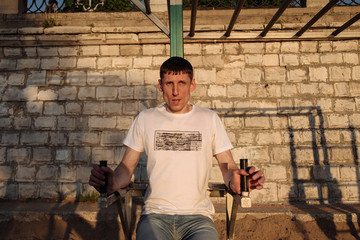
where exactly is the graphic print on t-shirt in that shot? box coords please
[155,130,202,151]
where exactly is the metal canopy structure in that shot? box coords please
[131,0,360,57]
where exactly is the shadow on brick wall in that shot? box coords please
[218,106,360,239]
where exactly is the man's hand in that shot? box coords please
[229,166,265,194]
[89,164,115,194]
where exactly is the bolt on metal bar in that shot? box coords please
[330,13,360,37]
[224,0,246,37]
[259,0,292,37]
[189,0,198,37]
[294,0,340,37]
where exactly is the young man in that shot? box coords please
[89,57,265,240]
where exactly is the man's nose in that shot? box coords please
[172,84,179,95]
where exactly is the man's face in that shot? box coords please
[158,72,196,114]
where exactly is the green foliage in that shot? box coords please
[42,17,61,28]
[61,0,136,12]
[78,191,100,202]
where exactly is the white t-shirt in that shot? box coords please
[123,105,233,218]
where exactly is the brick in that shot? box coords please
[18,183,38,199]
[1,133,19,145]
[78,87,95,100]
[212,100,233,109]
[333,40,358,52]
[33,147,52,162]
[224,55,245,68]
[67,71,86,86]
[97,57,112,69]
[66,102,81,114]
[208,85,226,97]
[134,86,157,99]
[59,166,76,182]
[8,73,25,85]
[50,132,66,145]
[248,84,267,98]
[203,44,223,55]
[227,84,247,98]
[37,165,58,181]
[264,67,286,82]
[143,44,165,55]
[351,65,360,81]
[38,89,58,100]
[58,46,79,56]
[319,41,332,52]
[216,68,240,84]
[133,56,152,68]
[74,148,91,162]
[262,54,279,66]
[334,99,356,112]
[83,102,102,115]
[100,45,120,56]
[17,59,40,70]
[16,166,36,181]
[80,46,100,56]
[309,66,327,82]
[265,42,281,53]
[0,166,12,180]
[2,87,23,101]
[203,55,225,68]
[245,116,271,129]
[320,53,343,64]
[116,116,133,130]
[0,182,17,199]
[240,42,265,53]
[56,149,72,162]
[69,133,100,145]
[59,57,76,69]
[264,165,287,180]
[112,56,132,68]
[34,116,56,129]
[334,82,350,97]
[41,58,59,69]
[21,132,48,145]
[89,116,116,129]
[103,70,126,86]
[14,117,31,129]
[0,59,16,70]
[27,71,46,86]
[299,53,320,65]
[300,41,318,53]
[271,146,290,163]
[77,57,96,68]
[87,70,103,85]
[287,68,307,82]
[184,43,202,55]
[242,68,262,82]
[39,183,58,199]
[101,131,126,146]
[57,116,75,130]
[44,102,64,115]
[195,68,216,84]
[47,72,64,85]
[329,66,351,82]
[349,82,360,97]
[280,42,299,53]
[26,101,43,114]
[37,47,58,57]
[92,147,115,164]
[58,86,77,100]
[327,114,349,128]
[4,47,22,57]
[319,83,334,97]
[120,45,141,55]
[223,43,240,55]
[280,54,299,66]
[343,53,359,65]
[24,47,37,57]
[300,83,319,95]
[144,69,159,85]
[96,87,118,100]
[127,69,145,85]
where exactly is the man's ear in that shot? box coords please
[158,79,163,92]
[190,79,196,92]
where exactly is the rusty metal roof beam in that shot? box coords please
[294,0,339,37]
[330,13,360,37]
[259,0,292,37]
[189,0,198,37]
[224,0,246,37]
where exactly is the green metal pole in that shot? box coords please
[169,0,183,57]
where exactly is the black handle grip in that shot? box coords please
[99,160,108,194]
[240,159,249,192]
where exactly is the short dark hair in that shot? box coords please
[160,57,193,81]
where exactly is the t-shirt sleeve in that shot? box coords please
[212,112,233,155]
[123,113,145,153]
